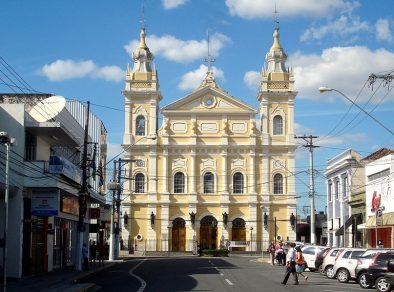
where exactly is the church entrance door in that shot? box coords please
[172,218,186,251]
[199,216,218,249]
[231,218,246,251]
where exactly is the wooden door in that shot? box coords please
[232,228,246,251]
[30,217,48,273]
[200,226,217,249]
[172,227,186,251]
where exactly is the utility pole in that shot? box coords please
[76,101,90,271]
[116,158,122,259]
[108,160,117,261]
[295,135,319,245]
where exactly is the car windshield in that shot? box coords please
[360,253,377,259]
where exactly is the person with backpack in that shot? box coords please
[295,246,308,281]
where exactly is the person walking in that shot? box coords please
[295,246,308,281]
[82,243,89,271]
[97,243,105,265]
[281,242,299,285]
[268,241,276,265]
[89,241,97,265]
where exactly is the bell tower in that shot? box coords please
[123,26,162,145]
[257,24,298,242]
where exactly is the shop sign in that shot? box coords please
[48,155,81,183]
[32,192,59,216]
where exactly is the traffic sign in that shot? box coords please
[376,208,383,226]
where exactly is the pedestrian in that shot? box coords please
[275,242,285,266]
[104,242,109,260]
[97,243,105,265]
[295,246,308,281]
[89,241,97,264]
[281,242,298,285]
[82,243,89,270]
[268,241,276,265]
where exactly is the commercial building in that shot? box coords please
[121,24,297,253]
[0,94,107,277]
[363,148,394,248]
[325,149,365,247]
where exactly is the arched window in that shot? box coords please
[174,172,185,193]
[135,173,145,193]
[204,172,214,194]
[273,173,283,194]
[136,115,145,136]
[273,115,283,135]
[233,172,244,194]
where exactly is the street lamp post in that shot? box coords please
[250,227,253,256]
[319,87,394,136]
[0,132,15,292]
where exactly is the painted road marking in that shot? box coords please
[225,279,234,286]
[129,259,147,292]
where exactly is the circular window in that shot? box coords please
[202,96,216,108]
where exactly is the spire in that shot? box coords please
[200,31,219,88]
[132,27,154,73]
[265,8,287,74]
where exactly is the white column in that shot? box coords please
[163,149,169,194]
[148,150,157,195]
[261,206,270,251]
[339,176,344,247]
[190,150,196,194]
[249,204,257,252]
[149,98,157,136]
[147,205,157,251]
[123,103,132,144]
[222,151,228,194]
[161,205,169,251]
[249,151,256,194]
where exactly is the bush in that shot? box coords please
[198,248,229,257]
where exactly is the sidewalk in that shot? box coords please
[6,261,117,292]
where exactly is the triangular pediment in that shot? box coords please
[161,86,257,114]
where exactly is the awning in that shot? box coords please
[335,213,362,236]
[365,212,394,227]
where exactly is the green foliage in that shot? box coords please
[198,248,229,257]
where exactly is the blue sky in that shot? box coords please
[1,0,394,215]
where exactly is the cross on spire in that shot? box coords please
[140,1,146,29]
[204,30,215,71]
[273,3,279,29]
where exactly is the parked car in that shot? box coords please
[332,248,366,283]
[300,245,329,272]
[356,249,394,289]
[315,247,331,273]
[321,248,345,279]
[364,252,394,292]
[384,260,394,288]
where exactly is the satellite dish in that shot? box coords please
[29,95,66,122]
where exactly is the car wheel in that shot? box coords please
[326,266,335,279]
[337,268,350,283]
[375,276,391,292]
[309,267,316,272]
[358,272,372,289]
[319,265,325,275]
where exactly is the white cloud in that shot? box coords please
[40,59,124,82]
[243,70,260,90]
[162,0,187,10]
[124,33,231,63]
[41,60,96,81]
[300,15,370,42]
[375,18,393,42]
[316,133,368,146]
[244,46,394,102]
[225,0,359,20]
[106,143,124,161]
[287,46,394,102]
[294,123,314,136]
[178,64,224,91]
[92,66,124,82]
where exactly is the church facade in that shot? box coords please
[121,25,297,253]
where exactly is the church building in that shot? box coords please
[121,24,297,253]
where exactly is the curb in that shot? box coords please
[73,262,117,283]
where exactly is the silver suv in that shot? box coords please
[332,248,366,283]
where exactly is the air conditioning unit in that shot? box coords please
[135,234,143,241]
[276,235,283,241]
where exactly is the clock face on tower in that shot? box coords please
[202,95,216,108]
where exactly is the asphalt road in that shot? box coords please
[80,255,369,292]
